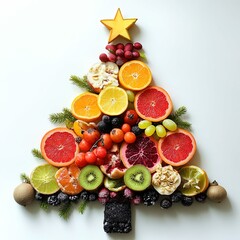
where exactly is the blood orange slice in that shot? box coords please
[41,128,79,167]
[134,86,173,122]
[158,128,196,167]
[120,135,161,173]
[55,164,83,195]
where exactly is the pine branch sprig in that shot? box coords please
[49,108,76,124]
[40,201,49,211]
[78,200,88,214]
[59,202,72,220]
[70,75,94,92]
[169,106,192,131]
[32,148,44,159]
[20,173,30,183]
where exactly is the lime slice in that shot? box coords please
[30,164,60,194]
[178,165,209,196]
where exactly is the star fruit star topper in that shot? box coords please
[101,8,137,43]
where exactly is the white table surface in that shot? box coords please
[1,0,240,239]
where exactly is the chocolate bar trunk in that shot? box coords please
[103,201,132,233]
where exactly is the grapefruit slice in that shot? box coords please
[158,128,196,167]
[55,164,83,195]
[41,127,79,167]
[134,86,173,122]
[120,135,161,173]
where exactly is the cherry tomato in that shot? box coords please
[124,110,139,125]
[121,123,131,133]
[94,146,107,159]
[124,132,137,144]
[110,128,124,143]
[85,151,97,164]
[83,128,100,144]
[98,134,113,150]
[79,139,92,152]
[75,152,88,168]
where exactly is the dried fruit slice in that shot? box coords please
[55,164,83,195]
[104,177,126,192]
[120,135,161,173]
[119,60,152,91]
[40,128,79,167]
[178,165,209,196]
[158,128,196,167]
[134,86,173,122]
[71,92,102,122]
[97,86,128,116]
[30,164,60,195]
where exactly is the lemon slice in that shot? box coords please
[97,86,128,116]
[178,165,209,196]
[30,164,60,195]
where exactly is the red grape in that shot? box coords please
[99,53,109,62]
[105,44,116,53]
[132,51,140,58]
[116,49,124,57]
[108,52,117,62]
[133,42,142,50]
[124,50,133,59]
[124,43,133,51]
[116,43,124,50]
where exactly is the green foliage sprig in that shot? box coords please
[32,148,44,159]
[169,106,192,130]
[59,202,73,220]
[70,75,94,92]
[78,200,88,214]
[40,201,49,211]
[20,173,30,183]
[49,108,76,125]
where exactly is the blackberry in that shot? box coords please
[80,190,89,200]
[35,192,45,201]
[160,198,172,209]
[47,195,61,206]
[103,201,132,233]
[195,192,207,203]
[131,125,144,136]
[111,117,123,128]
[102,115,111,124]
[88,192,98,201]
[181,196,193,206]
[75,136,82,144]
[142,189,159,206]
[57,192,69,203]
[97,121,111,133]
[69,194,80,202]
[170,191,183,203]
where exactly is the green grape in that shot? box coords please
[162,119,177,131]
[138,120,152,129]
[145,125,156,136]
[156,124,167,138]
[126,90,135,102]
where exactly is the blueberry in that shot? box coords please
[195,192,207,203]
[142,189,159,206]
[170,191,183,203]
[111,117,123,128]
[69,194,80,202]
[35,192,45,201]
[97,121,111,133]
[160,198,172,209]
[102,115,111,124]
[88,192,98,201]
[47,195,61,206]
[75,136,82,144]
[57,192,69,203]
[80,190,89,201]
[181,196,193,206]
[131,125,144,136]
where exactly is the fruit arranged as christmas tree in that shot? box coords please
[13,9,227,234]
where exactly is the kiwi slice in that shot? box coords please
[124,165,151,191]
[79,165,104,191]
[104,177,126,192]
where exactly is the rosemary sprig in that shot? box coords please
[70,75,94,92]
[40,201,49,211]
[32,148,44,159]
[169,106,192,130]
[59,202,72,220]
[20,173,30,183]
[78,200,88,214]
[49,108,76,124]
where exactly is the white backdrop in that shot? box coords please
[1,0,240,239]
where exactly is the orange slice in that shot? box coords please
[55,164,83,195]
[41,128,79,167]
[97,86,128,116]
[119,60,152,91]
[71,92,102,122]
